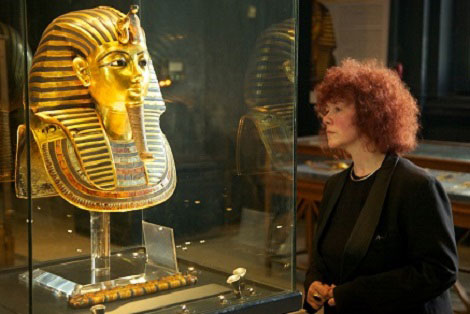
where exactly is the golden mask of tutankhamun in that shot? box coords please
[16,6,176,211]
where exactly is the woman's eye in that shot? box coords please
[334,106,341,112]
[139,59,148,68]
[110,59,127,67]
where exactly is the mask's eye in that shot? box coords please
[110,59,127,67]
[139,59,148,68]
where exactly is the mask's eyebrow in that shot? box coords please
[137,51,146,56]
[97,50,130,63]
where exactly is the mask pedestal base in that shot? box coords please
[19,248,152,297]
[19,217,193,307]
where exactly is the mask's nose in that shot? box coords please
[131,61,144,83]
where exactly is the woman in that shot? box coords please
[304,59,458,314]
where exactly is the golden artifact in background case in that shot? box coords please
[15,6,176,211]
[312,0,336,87]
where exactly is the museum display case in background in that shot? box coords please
[0,0,30,311]
[0,0,301,313]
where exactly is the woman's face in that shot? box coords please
[321,100,361,151]
[87,42,150,112]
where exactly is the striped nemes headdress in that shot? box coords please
[31,6,133,113]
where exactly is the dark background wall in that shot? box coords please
[299,0,470,143]
[388,0,470,142]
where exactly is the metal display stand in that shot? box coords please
[21,216,181,299]
[90,212,111,283]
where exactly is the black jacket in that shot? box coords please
[304,154,458,314]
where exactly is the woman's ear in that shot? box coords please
[72,56,91,87]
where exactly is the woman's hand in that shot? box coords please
[306,281,334,310]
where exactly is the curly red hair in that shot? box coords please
[315,58,420,155]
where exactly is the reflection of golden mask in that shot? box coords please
[237,19,295,173]
[0,22,32,182]
[16,6,176,211]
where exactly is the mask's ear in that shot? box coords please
[72,56,91,87]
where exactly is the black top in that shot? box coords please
[304,155,458,314]
[319,169,377,284]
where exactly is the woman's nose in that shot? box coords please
[322,113,332,125]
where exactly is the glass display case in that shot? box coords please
[0,0,300,313]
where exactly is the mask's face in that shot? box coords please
[73,42,151,140]
[88,42,150,110]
